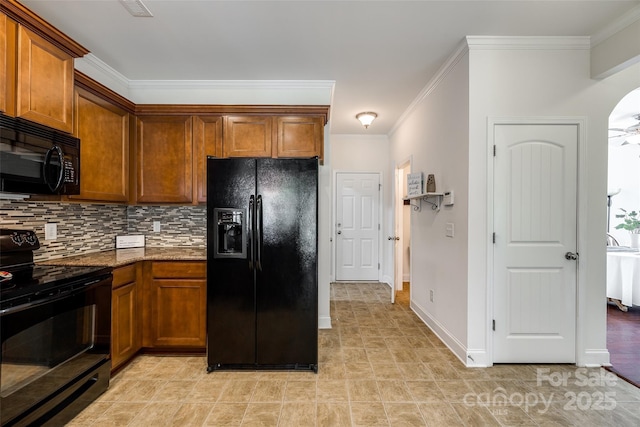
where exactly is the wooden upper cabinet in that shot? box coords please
[71,87,130,202]
[224,115,273,157]
[136,115,193,203]
[275,115,324,161]
[16,26,74,132]
[0,14,15,115]
[193,115,222,203]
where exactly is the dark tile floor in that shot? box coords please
[607,303,640,388]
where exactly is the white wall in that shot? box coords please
[330,134,391,284]
[389,50,471,362]
[467,38,640,366]
[386,36,640,367]
[318,130,332,328]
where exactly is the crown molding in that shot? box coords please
[75,54,131,99]
[466,36,591,50]
[390,35,591,136]
[390,38,469,136]
[75,54,334,107]
[591,4,640,47]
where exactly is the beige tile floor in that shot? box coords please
[68,282,640,426]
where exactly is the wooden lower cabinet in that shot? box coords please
[143,261,206,348]
[111,263,141,370]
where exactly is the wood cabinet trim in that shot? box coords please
[74,71,135,113]
[1,0,89,58]
[112,263,137,289]
[135,104,329,124]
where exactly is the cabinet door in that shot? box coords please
[111,264,140,370]
[193,115,222,204]
[136,116,193,203]
[149,279,207,347]
[224,115,272,157]
[148,262,206,348]
[71,88,129,202]
[16,25,73,133]
[112,281,139,369]
[275,116,324,161]
[1,14,17,115]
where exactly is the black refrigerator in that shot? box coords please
[206,157,318,372]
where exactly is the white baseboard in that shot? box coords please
[465,350,490,367]
[410,300,470,366]
[579,349,611,367]
[403,274,410,281]
[381,275,393,288]
[318,315,332,329]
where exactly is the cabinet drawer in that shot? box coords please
[151,261,206,279]
[113,263,137,288]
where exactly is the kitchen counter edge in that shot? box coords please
[38,247,207,268]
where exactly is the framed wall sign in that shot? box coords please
[407,172,423,197]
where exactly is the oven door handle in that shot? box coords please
[0,277,105,316]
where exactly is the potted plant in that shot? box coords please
[615,208,640,248]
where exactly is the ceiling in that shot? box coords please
[20,0,640,135]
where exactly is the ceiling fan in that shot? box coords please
[609,113,640,146]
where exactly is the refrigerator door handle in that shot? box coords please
[248,195,255,270]
[256,195,263,271]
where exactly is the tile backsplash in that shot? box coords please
[0,200,207,261]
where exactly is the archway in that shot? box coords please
[606,87,640,387]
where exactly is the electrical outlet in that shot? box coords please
[153,221,161,232]
[429,290,434,302]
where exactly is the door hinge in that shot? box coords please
[492,319,495,331]
[493,232,496,244]
[493,145,496,156]
[378,263,380,270]
[379,183,382,190]
[378,224,380,230]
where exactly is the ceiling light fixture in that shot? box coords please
[120,0,153,17]
[356,112,377,129]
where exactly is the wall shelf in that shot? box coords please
[404,192,444,212]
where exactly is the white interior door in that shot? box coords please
[336,172,380,281]
[493,123,578,363]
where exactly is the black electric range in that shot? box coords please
[0,228,112,312]
[0,263,112,312]
[1,228,113,427]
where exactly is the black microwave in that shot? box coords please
[0,114,80,195]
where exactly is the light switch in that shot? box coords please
[445,222,454,238]
[153,221,161,232]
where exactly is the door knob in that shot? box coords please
[565,252,578,260]
[337,231,342,234]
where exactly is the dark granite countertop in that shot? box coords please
[38,247,207,268]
